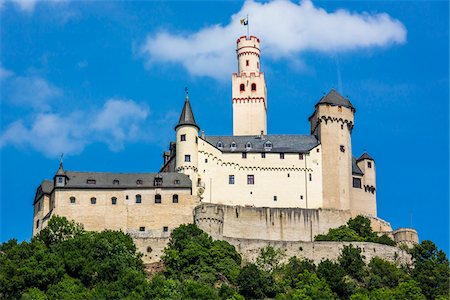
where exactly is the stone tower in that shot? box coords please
[175,93,200,194]
[232,36,267,136]
[309,89,355,210]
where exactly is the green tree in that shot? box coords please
[256,246,285,273]
[339,244,366,281]
[35,216,84,246]
[278,257,316,288]
[317,259,356,298]
[277,270,335,300]
[367,257,409,290]
[238,263,276,299]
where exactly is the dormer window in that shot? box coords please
[240,84,245,92]
[245,142,252,151]
[251,83,256,91]
[264,141,272,151]
[113,179,119,185]
[174,179,180,185]
[154,175,163,187]
[86,179,96,184]
[136,179,143,185]
[230,142,237,151]
[57,177,63,183]
[217,141,223,149]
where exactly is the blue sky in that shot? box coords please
[1,1,448,253]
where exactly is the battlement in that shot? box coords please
[393,228,419,248]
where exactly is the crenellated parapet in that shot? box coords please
[393,228,419,248]
[194,204,225,238]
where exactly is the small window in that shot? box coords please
[230,142,237,151]
[136,179,143,185]
[245,142,252,151]
[113,179,119,185]
[174,179,180,185]
[257,62,259,69]
[229,175,235,185]
[246,60,249,66]
[352,178,362,189]
[139,226,145,232]
[172,194,178,203]
[155,194,162,204]
[205,159,208,163]
[126,195,129,200]
[299,154,304,160]
[240,84,245,92]
[111,197,117,205]
[340,145,345,153]
[338,106,342,112]
[37,202,41,211]
[280,153,285,159]
[58,177,63,183]
[316,148,320,153]
[368,161,372,168]
[264,141,272,151]
[273,196,277,201]
[195,136,198,144]
[300,195,304,200]
[242,153,247,159]
[261,153,266,158]
[163,226,169,232]
[135,194,142,204]
[180,134,186,141]
[341,124,344,130]
[251,83,256,91]
[217,141,223,148]
[154,175,163,187]
[247,175,255,185]
[91,197,96,205]
[86,179,96,184]
[185,155,191,162]
[287,173,290,178]
[70,196,76,204]
[36,219,39,229]
[309,174,312,181]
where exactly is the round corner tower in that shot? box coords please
[232,35,267,136]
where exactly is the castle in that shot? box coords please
[32,35,418,264]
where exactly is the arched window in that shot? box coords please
[245,142,252,151]
[217,141,223,149]
[113,179,119,185]
[70,196,76,204]
[264,141,272,151]
[251,83,256,91]
[240,84,245,92]
[90,197,96,205]
[230,142,237,151]
[111,197,117,205]
[135,194,142,204]
[155,194,162,204]
[173,194,179,203]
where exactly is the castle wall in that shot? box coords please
[197,140,323,208]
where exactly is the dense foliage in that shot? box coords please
[1,216,449,299]
[315,215,396,246]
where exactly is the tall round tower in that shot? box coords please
[232,36,267,136]
[175,92,200,193]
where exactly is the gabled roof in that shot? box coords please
[316,89,354,110]
[204,134,319,153]
[357,152,374,162]
[352,156,364,176]
[34,179,54,204]
[175,96,199,130]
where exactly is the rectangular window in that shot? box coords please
[299,154,304,160]
[246,60,249,66]
[185,155,191,162]
[247,175,255,185]
[37,202,41,211]
[353,177,362,188]
[163,226,169,232]
[273,196,277,201]
[91,197,96,205]
[180,134,186,141]
[280,153,285,159]
[36,219,39,229]
[300,195,303,200]
[139,226,145,232]
[58,177,63,183]
[195,136,198,144]
[242,153,247,159]
[229,175,235,185]
[368,161,372,168]
[309,174,312,181]
[261,153,266,158]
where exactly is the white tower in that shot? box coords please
[232,36,267,136]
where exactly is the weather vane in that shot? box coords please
[185,86,189,97]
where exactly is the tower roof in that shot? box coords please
[55,162,66,176]
[175,94,199,131]
[357,152,374,162]
[316,89,354,111]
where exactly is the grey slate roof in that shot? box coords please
[61,172,191,189]
[352,156,364,176]
[55,163,66,176]
[357,152,374,162]
[175,96,199,130]
[204,134,319,153]
[317,89,354,110]
[41,180,54,194]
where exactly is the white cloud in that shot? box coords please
[13,0,38,12]
[140,0,407,79]
[0,66,14,80]
[0,99,152,157]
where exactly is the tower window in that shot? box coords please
[340,145,345,153]
[246,60,249,66]
[155,194,162,204]
[299,154,304,160]
[280,153,285,159]
[317,148,320,153]
[273,196,277,201]
[341,124,344,130]
[264,141,272,151]
[90,197,96,205]
[300,195,304,200]
[180,134,186,141]
[309,174,312,181]
[135,194,142,204]
[185,155,191,162]
[246,142,252,151]
[257,62,259,69]
[231,142,237,151]
[251,83,256,91]
[352,178,362,189]
[36,220,39,229]
[247,175,255,185]
[242,153,247,159]
[58,177,63,183]
[37,202,41,211]
[240,84,245,92]
[70,196,76,204]
[338,106,342,112]
[368,162,372,168]
[229,175,235,184]
[172,194,178,203]
[261,153,266,158]
[111,197,117,205]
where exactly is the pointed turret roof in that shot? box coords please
[316,89,355,111]
[55,162,66,176]
[175,93,199,131]
[357,152,374,162]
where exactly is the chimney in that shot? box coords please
[201,130,205,139]
[260,130,264,140]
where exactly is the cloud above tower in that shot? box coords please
[139,0,407,80]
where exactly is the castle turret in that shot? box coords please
[309,89,355,210]
[54,161,68,187]
[357,152,377,205]
[175,91,200,194]
[232,36,267,136]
